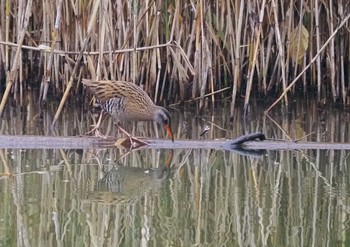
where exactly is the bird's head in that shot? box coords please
[154,107,174,142]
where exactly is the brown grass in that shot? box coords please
[0,1,350,123]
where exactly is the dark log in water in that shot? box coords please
[0,133,350,151]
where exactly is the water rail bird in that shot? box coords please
[87,150,173,204]
[82,79,174,143]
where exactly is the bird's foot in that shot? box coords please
[85,124,107,138]
[114,123,148,147]
[85,111,106,138]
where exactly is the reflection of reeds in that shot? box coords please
[1,100,350,245]
[1,95,350,146]
[1,2,350,118]
[0,136,350,245]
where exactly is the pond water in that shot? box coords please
[0,95,350,246]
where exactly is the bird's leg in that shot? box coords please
[86,111,106,138]
[115,124,148,146]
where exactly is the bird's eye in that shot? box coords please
[163,119,169,125]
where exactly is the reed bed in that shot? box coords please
[0,1,350,123]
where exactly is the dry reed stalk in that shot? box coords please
[290,2,305,91]
[0,4,3,68]
[230,0,244,118]
[199,39,210,111]
[202,8,220,105]
[243,0,267,113]
[271,0,287,102]
[41,0,49,88]
[143,2,159,100]
[169,86,231,107]
[284,1,292,92]
[314,0,322,101]
[165,1,180,102]
[2,0,350,112]
[0,41,170,56]
[265,11,350,113]
[39,0,64,103]
[199,1,210,111]
[153,6,162,103]
[328,0,336,101]
[209,60,215,104]
[303,56,307,93]
[263,29,274,93]
[106,2,116,82]
[51,0,102,127]
[192,1,202,100]
[15,0,23,103]
[0,0,32,116]
[132,0,138,84]
[96,0,107,80]
[173,41,194,75]
[4,0,10,72]
[339,3,346,103]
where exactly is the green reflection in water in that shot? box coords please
[1,100,350,246]
[0,148,350,246]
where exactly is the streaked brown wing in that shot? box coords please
[82,79,154,106]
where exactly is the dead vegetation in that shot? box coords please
[0,1,350,123]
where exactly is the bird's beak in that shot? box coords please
[164,124,174,142]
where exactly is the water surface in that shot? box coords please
[0,97,350,246]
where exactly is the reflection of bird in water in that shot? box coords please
[87,151,173,205]
[87,166,169,205]
[82,79,174,143]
